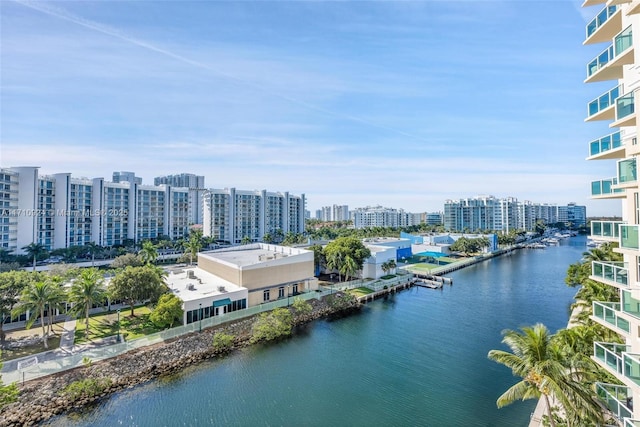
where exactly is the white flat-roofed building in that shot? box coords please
[197,243,315,307]
[166,267,248,325]
[362,237,412,278]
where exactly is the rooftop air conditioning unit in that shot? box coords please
[187,270,195,279]
[217,286,226,292]
[187,283,195,291]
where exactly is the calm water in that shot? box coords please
[50,238,586,427]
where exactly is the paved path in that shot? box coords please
[58,318,76,353]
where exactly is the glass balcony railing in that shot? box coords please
[589,131,622,156]
[621,225,640,250]
[591,177,625,196]
[593,301,630,332]
[592,261,628,286]
[586,5,618,39]
[587,45,615,78]
[624,419,640,427]
[616,92,635,121]
[623,290,640,319]
[591,220,624,239]
[594,342,628,374]
[588,85,621,118]
[596,383,633,421]
[615,25,633,57]
[624,353,640,386]
[618,158,637,183]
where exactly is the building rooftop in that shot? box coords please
[165,267,244,302]
[199,243,311,268]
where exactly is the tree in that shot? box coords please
[111,253,144,269]
[487,324,604,427]
[241,236,252,245]
[250,308,293,343]
[150,293,183,329]
[291,297,312,321]
[21,243,48,272]
[340,255,358,281]
[262,233,274,244]
[0,271,36,344]
[12,280,59,349]
[108,266,168,317]
[183,230,203,265]
[308,244,325,276]
[139,241,158,265]
[324,237,371,282]
[85,242,101,267]
[381,261,391,276]
[68,268,107,338]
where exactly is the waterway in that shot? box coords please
[49,237,586,427]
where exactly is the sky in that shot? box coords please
[0,0,624,216]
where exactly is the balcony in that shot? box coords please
[592,301,631,333]
[617,157,638,187]
[586,26,634,83]
[624,353,640,386]
[591,261,628,287]
[596,382,633,421]
[625,419,640,427]
[594,342,628,375]
[591,220,624,241]
[621,225,640,250]
[591,177,626,198]
[613,91,636,127]
[585,5,620,44]
[587,85,622,121]
[629,1,640,15]
[588,131,624,159]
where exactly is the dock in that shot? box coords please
[412,273,453,289]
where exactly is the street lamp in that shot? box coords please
[287,285,290,306]
[199,303,202,332]
[116,309,121,343]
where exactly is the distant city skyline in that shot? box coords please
[1,1,621,216]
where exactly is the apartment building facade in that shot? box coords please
[443,195,579,233]
[202,188,306,245]
[0,167,191,253]
[582,1,640,424]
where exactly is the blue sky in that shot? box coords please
[0,0,622,216]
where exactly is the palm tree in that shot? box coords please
[326,251,342,282]
[22,243,48,272]
[139,241,158,265]
[85,242,101,267]
[183,231,203,265]
[12,281,58,349]
[340,255,358,281]
[68,268,107,338]
[488,324,603,426]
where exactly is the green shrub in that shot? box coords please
[291,298,312,318]
[62,378,112,401]
[212,332,235,352]
[326,293,357,311]
[250,308,293,344]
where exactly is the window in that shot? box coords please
[278,287,285,299]
[292,284,299,295]
[263,290,270,302]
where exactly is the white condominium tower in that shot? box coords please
[0,167,190,253]
[583,0,640,424]
[202,188,306,245]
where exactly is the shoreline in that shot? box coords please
[0,296,360,427]
[0,241,545,426]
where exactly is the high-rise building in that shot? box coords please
[444,196,578,233]
[154,173,206,225]
[1,167,190,253]
[202,188,305,244]
[582,2,640,424]
[112,171,142,185]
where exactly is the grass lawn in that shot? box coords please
[380,274,396,280]
[348,287,374,297]
[74,306,163,343]
[1,335,62,362]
